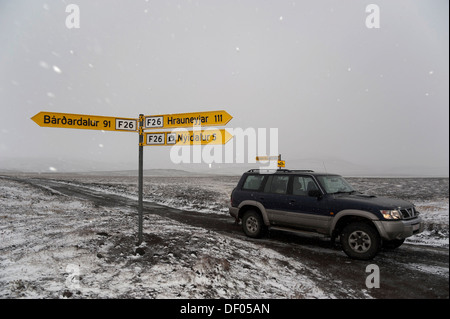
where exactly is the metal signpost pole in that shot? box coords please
[138,114,144,245]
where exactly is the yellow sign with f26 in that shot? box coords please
[31,112,137,132]
[144,110,232,129]
[144,129,233,146]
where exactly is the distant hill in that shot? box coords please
[0,156,447,177]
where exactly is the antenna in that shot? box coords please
[322,161,328,173]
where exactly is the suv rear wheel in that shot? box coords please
[340,222,381,260]
[242,210,265,238]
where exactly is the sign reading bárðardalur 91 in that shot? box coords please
[31,112,137,132]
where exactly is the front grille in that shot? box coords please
[400,207,416,219]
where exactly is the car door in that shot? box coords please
[257,175,291,225]
[284,175,332,233]
[237,174,267,204]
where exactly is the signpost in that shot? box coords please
[31,111,137,132]
[31,109,233,245]
[256,154,285,170]
[255,156,279,161]
[144,110,232,129]
[138,114,144,244]
[144,129,233,146]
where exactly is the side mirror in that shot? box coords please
[308,190,322,198]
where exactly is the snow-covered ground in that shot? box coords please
[0,176,333,299]
[0,174,448,299]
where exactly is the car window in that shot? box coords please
[316,175,354,194]
[264,175,289,194]
[242,175,265,191]
[293,176,318,195]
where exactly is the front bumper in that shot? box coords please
[374,216,424,241]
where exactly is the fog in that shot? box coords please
[0,0,448,176]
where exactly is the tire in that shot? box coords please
[242,210,265,238]
[383,238,405,250]
[340,222,381,260]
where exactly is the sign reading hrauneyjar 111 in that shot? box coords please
[144,110,232,129]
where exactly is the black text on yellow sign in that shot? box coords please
[31,112,137,132]
[256,156,279,161]
[143,129,233,146]
[144,110,232,129]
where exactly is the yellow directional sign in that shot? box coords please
[144,110,232,129]
[31,112,137,132]
[256,156,279,161]
[278,160,286,168]
[144,129,233,146]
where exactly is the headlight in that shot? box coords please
[380,209,402,220]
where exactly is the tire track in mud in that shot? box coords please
[2,175,448,299]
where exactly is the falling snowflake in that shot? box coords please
[53,65,62,74]
[39,61,50,69]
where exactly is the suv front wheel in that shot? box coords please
[242,210,265,238]
[340,222,381,260]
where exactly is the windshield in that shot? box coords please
[316,175,355,194]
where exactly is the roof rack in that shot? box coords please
[247,169,315,173]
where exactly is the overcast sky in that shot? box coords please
[0,0,448,175]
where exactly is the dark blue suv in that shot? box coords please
[229,169,424,260]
